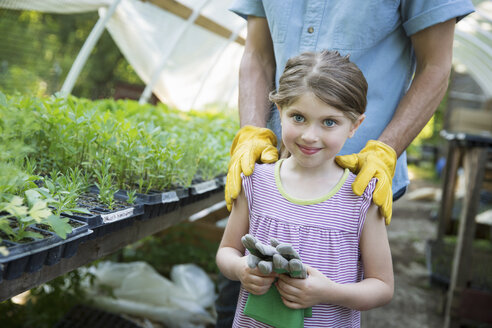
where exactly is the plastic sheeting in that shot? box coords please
[454,1,492,98]
[103,0,244,110]
[0,0,112,13]
[0,0,245,110]
[85,261,217,328]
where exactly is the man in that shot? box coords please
[217,1,474,327]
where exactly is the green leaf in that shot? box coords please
[45,179,55,193]
[3,196,28,218]
[35,187,54,200]
[25,189,43,207]
[0,219,15,239]
[44,214,72,239]
[71,207,92,214]
[29,200,52,221]
[19,230,44,241]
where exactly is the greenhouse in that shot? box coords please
[0,0,491,327]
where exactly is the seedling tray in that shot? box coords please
[215,174,227,187]
[188,179,222,203]
[0,219,94,279]
[0,227,62,280]
[64,192,144,237]
[115,189,181,220]
[36,219,93,262]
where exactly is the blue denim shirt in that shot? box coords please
[230,0,474,193]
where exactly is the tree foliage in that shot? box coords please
[0,9,141,99]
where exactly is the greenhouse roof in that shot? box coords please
[454,1,492,98]
[1,0,492,107]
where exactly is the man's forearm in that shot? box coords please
[238,16,276,128]
[378,63,450,156]
[378,19,455,157]
[238,51,276,127]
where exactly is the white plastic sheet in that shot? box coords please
[0,0,111,13]
[87,261,216,328]
[0,0,245,110]
[101,0,244,110]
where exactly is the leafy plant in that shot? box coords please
[93,159,118,210]
[0,192,69,242]
[126,189,137,205]
[33,172,91,218]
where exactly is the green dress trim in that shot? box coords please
[274,159,349,205]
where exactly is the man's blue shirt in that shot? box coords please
[230,0,474,193]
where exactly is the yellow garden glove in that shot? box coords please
[335,140,397,225]
[225,126,278,211]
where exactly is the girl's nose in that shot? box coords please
[301,125,319,143]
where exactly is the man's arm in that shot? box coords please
[238,16,276,127]
[378,19,456,156]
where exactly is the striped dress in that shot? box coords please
[232,160,376,328]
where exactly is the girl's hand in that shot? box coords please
[237,256,277,295]
[276,264,334,309]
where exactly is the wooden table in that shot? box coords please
[437,131,492,327]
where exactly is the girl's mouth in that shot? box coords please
[297,144,321,155]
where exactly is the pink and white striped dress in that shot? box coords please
[233,160,376,328]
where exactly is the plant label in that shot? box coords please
[101,208,135,223]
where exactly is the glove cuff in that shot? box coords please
[367,140,396,157]
[230,125,277,155]
[367,140,397,175]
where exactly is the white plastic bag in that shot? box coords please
[171,263,216,309]
[86,261,216,328]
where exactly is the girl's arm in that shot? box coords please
[331,202,394,310]
[276,203,393,310]
[216,188,277,295]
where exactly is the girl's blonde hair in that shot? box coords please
[269,50,368,122]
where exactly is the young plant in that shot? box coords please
[126,189,137,205]
[34,171,91,217]
[93,159,118,210]
[0,191,72,242]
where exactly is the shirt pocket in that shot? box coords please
[263,0,293,44]
[330,0,400,50]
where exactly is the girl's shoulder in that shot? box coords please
[248,162,276,178]
[241,162,276,186]
[346,171,377,200]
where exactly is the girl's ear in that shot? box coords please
[349,114,365,138]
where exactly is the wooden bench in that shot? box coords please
[436,131,492,327]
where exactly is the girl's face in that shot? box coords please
[278,92,364,170]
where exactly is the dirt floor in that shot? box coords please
[361,178,446,328]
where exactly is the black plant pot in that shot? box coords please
[35,218,93,264]
[0,226,62,280]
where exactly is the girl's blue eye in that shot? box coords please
[324,119,335,127]
[293,115,304,122]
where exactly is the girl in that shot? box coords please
[216,50,393,327]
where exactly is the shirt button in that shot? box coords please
[307,26,314,33]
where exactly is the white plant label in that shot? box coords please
[161,191,179,203]
[101,208,135,223]
[193,180,217,194]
